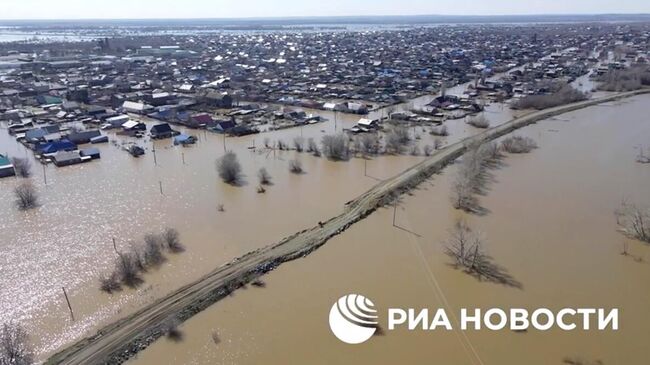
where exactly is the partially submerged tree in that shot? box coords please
[615,201,650,243]
[450,172,478,212]
[512,84,587,110]
[100,228,185,292]
[351,137,364,156]
[596,65,650,92]
[467,114,490,129]
[162,228,184,253]
[501,135,538,154]
[14,182,38,210]
[444,220,521,288]
[10,158,31,178]
[162,316,183,342]
[636,146,650,164]
[307,138,320,156]
[99,273,121,294]
[321,134,350,161]
[257,167,272,185]
[293,136,305,152]
[143,234,165,267]
[450,142,501,212]
[445,220,485,271]
[360,133,380,155]
[216,151,242,185]
[0,322,33,365]
[430,125,449,137]
[115,252,142,288]
[289,159,303,174]
[385,127,410,154]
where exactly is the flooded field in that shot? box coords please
[0,88,523,361]
[127,95,650,365]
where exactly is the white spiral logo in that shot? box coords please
[329,294,378,344]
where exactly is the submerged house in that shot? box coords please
[24,125,60,144]
[187,113,214,128]
[104,115,130,129]
[227,125,259,137]
[0,154,15,178]
[67,130,102,144]
[36,140,77,155]
[211,120,236,133]
[122,120,146,131]
[150,123,178,139]
[52,150,82,167]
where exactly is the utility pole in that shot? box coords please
[392,200,397,227]
[42,164,47,185]
[62,287,74,321]
[223,134,227,153]
[159,181,164,196]
[112,237,118,255]
[182,152,186,165]
[152,146,157,166]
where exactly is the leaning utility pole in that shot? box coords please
[62,287,74,321]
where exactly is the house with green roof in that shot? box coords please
[0,154,15,178]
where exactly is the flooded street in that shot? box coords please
[127,95,650,365]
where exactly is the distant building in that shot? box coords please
[202,91,233,108]
[122,101,152,114]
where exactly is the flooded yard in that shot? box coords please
[126,95,650,365]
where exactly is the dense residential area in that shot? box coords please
[0,22,648,171]
[1,9,650,365]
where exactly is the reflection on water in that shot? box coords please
[128,96,650,365]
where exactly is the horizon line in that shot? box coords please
[1,13,650,22]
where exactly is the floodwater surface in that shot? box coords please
[128,95,650,365]
[0,92,520,360]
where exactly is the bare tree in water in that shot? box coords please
[0,322,33,365]
[216,151,243,185]
[11,158,31,178]
[615,200,650,243]
[14,182,38,210]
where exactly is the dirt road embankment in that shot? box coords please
[46,89,649,365]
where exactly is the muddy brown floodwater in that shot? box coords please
[127,95,650,365]
[0,85,521,361]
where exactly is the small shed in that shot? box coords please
[90,135,109,144]
[80,147,101,160]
